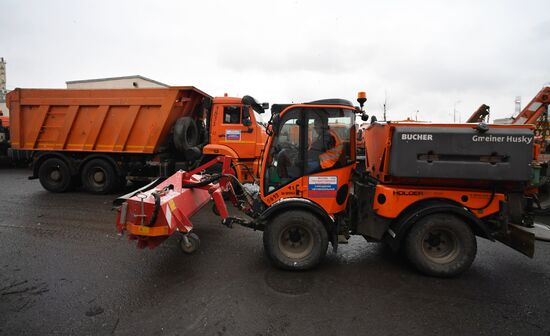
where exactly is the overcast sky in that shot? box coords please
[1,0,549,122]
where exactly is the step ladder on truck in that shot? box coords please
[115,92,548,277]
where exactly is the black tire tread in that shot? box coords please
[263,210,328,270]
[173,117,199,152]
[405,213,477,277]
[38,157,73,193]
[81,159,118,194]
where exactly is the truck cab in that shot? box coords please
[203,95,268,182]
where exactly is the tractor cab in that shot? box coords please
[260,100,358,215]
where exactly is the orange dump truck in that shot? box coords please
[7,87,267,193]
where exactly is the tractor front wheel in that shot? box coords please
[263,210,328,270]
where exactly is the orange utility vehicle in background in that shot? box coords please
[509,86,550,128]
[7,87,267,193]
[116,94,542,277]
[467,86,550,156]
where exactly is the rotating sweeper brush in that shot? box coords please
[114,156,235,252]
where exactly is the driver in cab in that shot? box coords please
[307,117,344,173]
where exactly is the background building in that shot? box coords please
[0,58,7,116]
[66,75,168,89]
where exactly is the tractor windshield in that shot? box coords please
[263,106,355,195]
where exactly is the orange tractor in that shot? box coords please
[116,94,543,277]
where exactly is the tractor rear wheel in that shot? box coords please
[263,210,328,270]
[405,213,476,277]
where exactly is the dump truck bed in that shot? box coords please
[7,87,210,154]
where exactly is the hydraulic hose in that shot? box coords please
[140,174,222,226]
[182,174,222,189]
[146,174,248,226]
[231,163,258,183]
[465,188,496,211]
[147,192,161,227]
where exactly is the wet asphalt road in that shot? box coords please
[1,167,550,336]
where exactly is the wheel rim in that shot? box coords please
[49,169,61,182]
[92,170,105,183]
[181,240,195,252]
[421,228,460,263]
[278,225,314,260]
[87,167,107,188]
[181,234,199,253]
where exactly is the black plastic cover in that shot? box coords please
[389,126,534,181]
[306,99,354,106]
[271,99,353,115]
[270,104,292,115]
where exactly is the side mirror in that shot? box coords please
[242,95,266,114]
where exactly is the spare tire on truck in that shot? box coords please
[173,117,199,152]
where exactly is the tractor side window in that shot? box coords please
[306,108,354,173]
[264,109,303,194]
[223,106,241,124]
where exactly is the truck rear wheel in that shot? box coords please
[405,213,477,277]
[81,159,118,194]
[38,157,73,193]
[263,210,328,270]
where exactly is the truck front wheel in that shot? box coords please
[38,157,73,193]
[81,159,118,194]
[263,210,328,270]
[405,213,477,277]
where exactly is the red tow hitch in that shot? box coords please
[115,157,232,251]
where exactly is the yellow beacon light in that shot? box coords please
[357,91,367,109]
